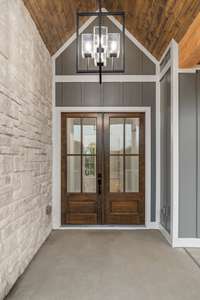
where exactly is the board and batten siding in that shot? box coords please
[56,84,156,223]
[179,72,200,238]
[160,70,171,233]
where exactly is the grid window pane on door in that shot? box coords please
[109,117,140,193]
[66,117,97,193]
[83,156,96,193]
[67,156,81,192]
[125,118,140,192]
[67,118,81,154]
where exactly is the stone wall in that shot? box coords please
[0,0,52,298]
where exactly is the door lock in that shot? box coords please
[98,173,102,195]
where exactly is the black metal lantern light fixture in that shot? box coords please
[76,0,125,84]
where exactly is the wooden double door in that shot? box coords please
[61,112,145,225]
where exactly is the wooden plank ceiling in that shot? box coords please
[23,0,200,62]
[179,12,200,68]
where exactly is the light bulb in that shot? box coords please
[110,41,117,53]
[85,41,92,52]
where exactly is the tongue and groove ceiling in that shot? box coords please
[23,0,200,63]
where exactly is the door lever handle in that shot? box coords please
[98,173,102,195]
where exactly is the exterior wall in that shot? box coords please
[0,0,52,298]
[55,82,156,222]
[160,70,171,233]
[54,16,157,223]
[179,72,200,238]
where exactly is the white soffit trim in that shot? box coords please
[156,65,161,224]
[178,68,199,73]
[52,8,158,66]
[55,75,158,82]
[170,40,179,246]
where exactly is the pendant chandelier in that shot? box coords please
[76,0,125,84]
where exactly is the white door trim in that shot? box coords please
[52,106,153,229]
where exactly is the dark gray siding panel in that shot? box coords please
[179,74,197,238]
[62,83,82,106]
[55,55,63,75]
[142,54,156,75]
[56,83,63,106]
[198,72,200,238]
[124,83,142,106]
[160,70,171,233]
[103,83,123,106]
[142,83,156,221]
[82,83,102,106]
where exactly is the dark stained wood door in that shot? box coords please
[61,113,102,225]
[103,113,145,225]
[61,112,145,225]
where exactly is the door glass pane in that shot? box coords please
[110,118,124,154]
[67,156,81,192]
[125,156,139,192]
[67,118,81,154]
[83,156,96,193]
[83,118,96,154]
[110,156,123,192]
[125,118,140,154]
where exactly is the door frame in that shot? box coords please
[53,107,152,229]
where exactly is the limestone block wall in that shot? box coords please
[0,0,52,298]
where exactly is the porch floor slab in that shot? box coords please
[7,230,200,300]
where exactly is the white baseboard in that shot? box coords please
[173,238,200,248]
[54,223,159,231]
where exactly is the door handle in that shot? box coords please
[98,173,102,195]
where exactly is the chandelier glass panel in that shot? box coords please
[76,1,125,83]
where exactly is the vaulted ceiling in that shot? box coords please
[23,0,200,63]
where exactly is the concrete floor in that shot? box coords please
[186,248,200,267]
[7,230,200,300]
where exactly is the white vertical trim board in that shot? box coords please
[52,107,153,230]
[52,8,158,66]
[158,39,179,248]
[156,63,161,225]
[52,58,58,229]
[170,40,179,247]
